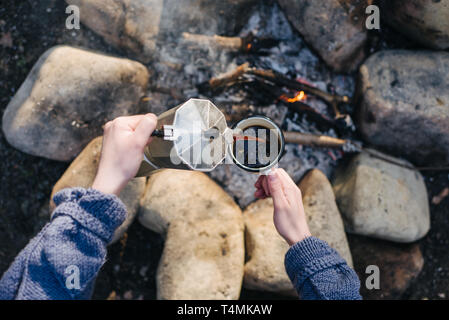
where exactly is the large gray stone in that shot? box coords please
[139,169,244,234]
[243,169,352,296]
[66,0,258,63]
[299,169,353,266]
[2,46,149,161]
[380,0,449,50]
[159,0,259,36]
[277,0,372,72]
[50,136,146,244]
[333,150,430,243]
[243,197,296,296]
[139,169,245,300]
[349,234,424,299]
[357,50,449,166]
[157,219,244,300]
[66,0,163,62]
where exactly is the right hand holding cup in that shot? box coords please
[254,168,311,246]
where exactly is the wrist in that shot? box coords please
[286,226,312,246]
[92,172,125,196]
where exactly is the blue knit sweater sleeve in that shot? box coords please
[284,236,362,300]
[0,188,126,300]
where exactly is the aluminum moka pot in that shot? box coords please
[136,98,284,176]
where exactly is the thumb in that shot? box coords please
[268,170,288,211]
[135,114,158,147]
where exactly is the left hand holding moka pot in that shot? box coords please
[92,98,284,197]
[92,114,158,196]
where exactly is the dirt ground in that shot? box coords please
[0,0,448,300]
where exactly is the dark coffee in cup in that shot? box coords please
[230,116,285,173]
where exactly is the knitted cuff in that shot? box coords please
[51,188,127,243]
[284,236,346,290]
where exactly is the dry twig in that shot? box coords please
[284,131,353,149]
[284,132,449,171]
[208,63,251,89]
[181,32,279,53]
[432,187,449,205]
[182,32,242,51]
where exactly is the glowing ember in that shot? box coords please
[280,91,307,103]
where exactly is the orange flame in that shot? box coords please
[280,91,307,103]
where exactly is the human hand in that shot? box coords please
[254,168,311,246]
[92,114,157,195]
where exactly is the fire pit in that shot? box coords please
[135,3,360,207]
[1,0,449,301]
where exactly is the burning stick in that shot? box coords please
[280,91,307,103]
[201,64,351,120]
[248,68,350,117]
[181,32,279,53]
[246,80,338,129]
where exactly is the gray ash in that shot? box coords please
[141,1,356,207]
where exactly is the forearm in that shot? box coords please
[285,236,361,300]
[0,188,126,300]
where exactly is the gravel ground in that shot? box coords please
[0,0,448,300]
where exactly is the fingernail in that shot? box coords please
[268,173,277,182]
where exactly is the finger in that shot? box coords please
[104,121,113,131]
[254,183,265,194]
[278,168,297,189]
[267,169,288,211]
[255,175,269,195]
[278,168,299,189]
[261,175,270,197]
[278,169,301,206]
[254,177,266,197]
[254,189,266,199]
[255,187,266,198]
[112,115,143,129]
[255,175,264,189]
[113,114,156,130]
[102,121,113,139]
[134,114,158,146]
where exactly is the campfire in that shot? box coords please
[1,0,449,301]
